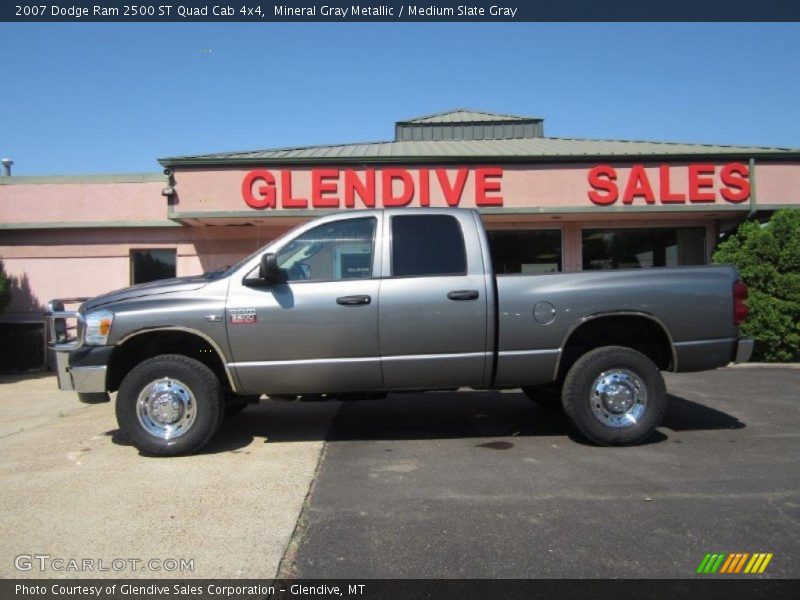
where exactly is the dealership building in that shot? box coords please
[1,109,799,367]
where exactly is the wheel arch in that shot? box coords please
[554,312,677,381]
[108,327,237,393]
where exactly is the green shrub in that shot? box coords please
[0,259,11,315]
[713,208,800,362]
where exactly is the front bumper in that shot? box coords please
[54,347,111,393]
[46,298,110,393]
[734,338,755,363]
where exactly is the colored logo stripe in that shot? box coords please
[744,553,773,574]
[720,554,736,573]
[696,553,713,573]
[697,553,726,573]
[697,552,773,574]
[720,553,749,573]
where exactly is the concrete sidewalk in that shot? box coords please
[0,374,338,579]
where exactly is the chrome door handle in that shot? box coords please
[447,290,479,301]
[336,295,372,306]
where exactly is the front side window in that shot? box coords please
[131,249,176,284]
[276,217,376,282]
[582,227,707,270]
[391,215,467,277]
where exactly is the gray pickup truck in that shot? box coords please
[47,208,753,456]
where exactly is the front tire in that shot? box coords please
[116,354,224,456]
[562,346,666,446]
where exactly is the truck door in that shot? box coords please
[226,215,383,394]
[378,210,490,389]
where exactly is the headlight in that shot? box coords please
[84,310,114,345]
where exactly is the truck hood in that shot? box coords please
[82,277,210,311]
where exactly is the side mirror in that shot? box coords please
[258,253,287,284]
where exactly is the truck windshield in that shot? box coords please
[209,220,309,279]
[202,265,232,279]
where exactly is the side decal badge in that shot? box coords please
[229,308,257,325]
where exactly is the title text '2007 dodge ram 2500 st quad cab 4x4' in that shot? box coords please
[47,208,753,456]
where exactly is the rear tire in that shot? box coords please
[521,384,562,410]
[562,346,666,446]
[116,354,224,456]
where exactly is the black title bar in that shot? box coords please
[3,0,800,22]
[3,579,800,600]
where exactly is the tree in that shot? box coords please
[713,208,800,362]
[0,259,11,315]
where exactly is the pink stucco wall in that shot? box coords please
[0,226,289,320]
[753,162,800,205]
[0,180,168,224]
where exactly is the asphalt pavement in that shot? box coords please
[283,367,800,578]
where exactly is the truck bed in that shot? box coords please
[493,265,740,386]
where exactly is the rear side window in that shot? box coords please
[391,215,467,277]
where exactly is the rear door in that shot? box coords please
[378,210,490,389]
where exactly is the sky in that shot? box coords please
[0,22,799,175]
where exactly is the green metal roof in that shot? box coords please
[398,109,540,124]
[395,109,544,141]
[159,107,800,166]
[159,136,800,166]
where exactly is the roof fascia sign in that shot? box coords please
[235,163,752,210]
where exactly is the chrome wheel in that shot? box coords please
[136,377,197,440]
[590,368,648,428]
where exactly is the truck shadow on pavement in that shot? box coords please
[0,371,54,384]
[661,395,746,432]
[112,390,746,455]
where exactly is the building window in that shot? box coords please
[487,229,562,274]
[130,249,177,284]
[391,214,467,277]
[581,227,706,270]
[276,217,376,282]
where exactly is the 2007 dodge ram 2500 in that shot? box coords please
[47,208,753,456]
